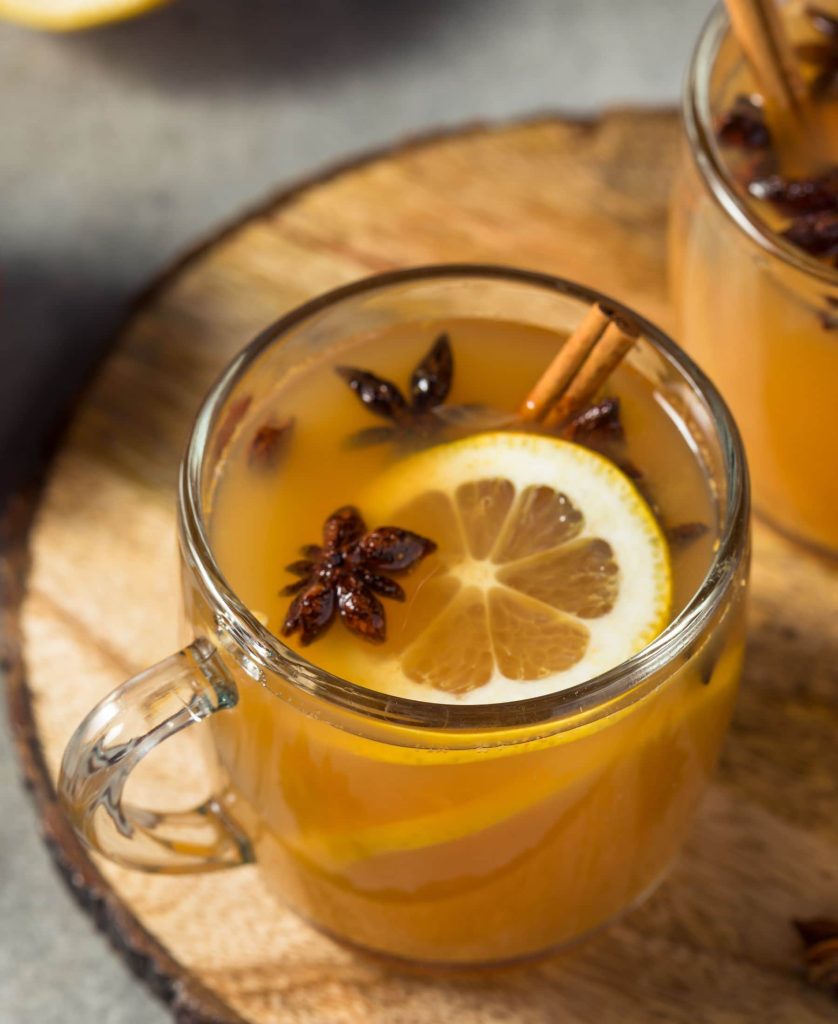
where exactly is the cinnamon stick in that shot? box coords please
[518,303,612,421]
[725,0,807,115]
[543,315,640,428]
[724,0,829,172]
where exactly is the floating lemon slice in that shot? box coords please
[355,431,671,704]
[0,0,166,30]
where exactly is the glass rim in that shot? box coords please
[683,2,838,287]
[179,264,749,734]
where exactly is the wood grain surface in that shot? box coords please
[4,111,838,1023]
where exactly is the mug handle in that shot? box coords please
[58,638,252,872]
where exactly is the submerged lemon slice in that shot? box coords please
[0,0,166,29]
[356,432,671,704]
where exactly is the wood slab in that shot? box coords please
[3,111,838,1024]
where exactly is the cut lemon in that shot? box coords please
[0,0,167,30]
[354,432,671,704]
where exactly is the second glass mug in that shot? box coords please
[59,266,749,966]
[670,3,838,556]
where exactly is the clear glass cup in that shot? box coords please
[59,266,750,966]
[670,3,838,556]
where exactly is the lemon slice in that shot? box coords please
[355,432,671,704]
[0,0,166,30]
[296,760,602,875]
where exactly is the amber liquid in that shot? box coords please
[206,318,744,963]
[212,319,715,694]
[670,1,838,553]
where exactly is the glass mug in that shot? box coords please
[59,267,750,966]
[670,3,838,556]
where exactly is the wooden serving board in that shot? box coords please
[4,111,838,1024]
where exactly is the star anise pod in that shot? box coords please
[557,396,645,489]
[557,398,709,546]
[748,171,838,216]
[716,95,772,150]
[560,396,624,446]
[782,210,838,259]
[281,505,436,645]
[794,917,838,998]
[559,397,640,476]
[337,334,455,447]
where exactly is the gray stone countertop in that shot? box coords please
[0,1,711,1020]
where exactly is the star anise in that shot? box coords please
[556,398,708,548]
[794,917,838,998]
[748,171,838,216]
[337,333,455,447]
[281,505,436,645]
[782,210,838,259]
[716,95,772,150]
[558,397,641,476]
[560,396,624,446]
